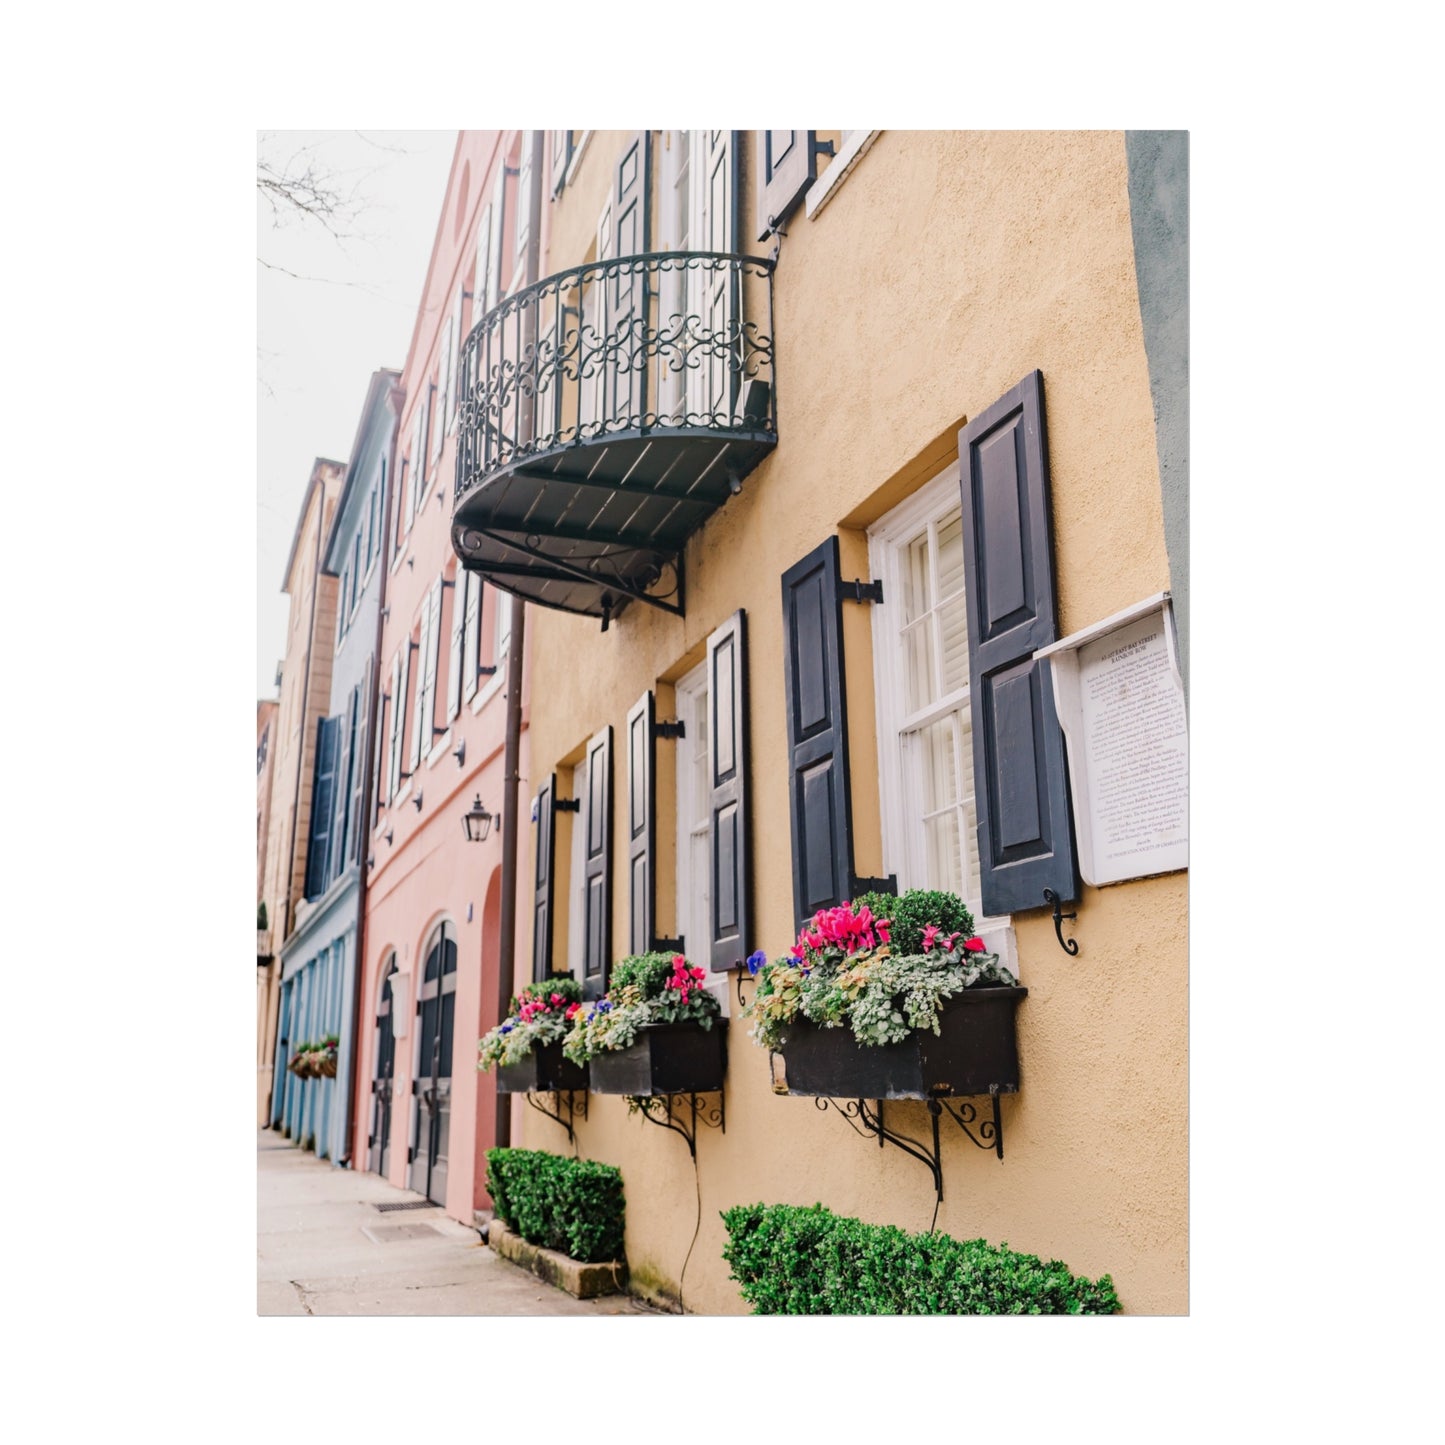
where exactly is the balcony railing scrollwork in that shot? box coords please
[451,251,777,623]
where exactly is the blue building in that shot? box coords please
[275,370,400,1162]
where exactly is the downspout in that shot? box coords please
[494,132,546,1151]
[273,472,327,1122]
[340,387,402,1168]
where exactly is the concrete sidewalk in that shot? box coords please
[257,1131,658,1317]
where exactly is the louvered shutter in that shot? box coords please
[330,690,356,885]
[756,130,819,241]
[550,130,572,195]
[401,632,418,775]
[403,409,419,533]
[959,370,1079,914]
[352,665,372,862]
[511,131,537,295]
[708,609,750,972]
[305,716,340,899]
[414,580,441,761]
[781,537,853,933]
[532,773,557,982]
[693,131,740,421]
[488,170,506,305]
[462,569,482,702]
[581,726,613,1000]
[626,691,655,956]
[382,652,401,802]
[446,570,465,720]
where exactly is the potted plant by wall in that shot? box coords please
[564,952,726,1097]
[478,977,589,1093]
[743,890,1026,1100]
[318,1033,339,1079]
[288,1042,317,1079]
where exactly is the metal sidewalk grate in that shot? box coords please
[373,1199,439,1213]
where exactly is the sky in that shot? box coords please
[257,130,458,699]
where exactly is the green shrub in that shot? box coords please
[608,950,676,998]
[851,888,976,958]
[485,1148,625,1264]
[721,1202,1120,1315]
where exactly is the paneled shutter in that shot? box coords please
[708,609,750,972]
[626,691,655,956]
[781,537,852,933]
[532,773,557,982]
[473,204,493,326]
[756,130,818,241]
[488,169,507,306]
[462,569,482,702]
[958,370,1079,914]
[403,411,420,533]
[581,726,613,1000]
[550,130,572,195]
[446,569,465,721]
[305,716,340,899]
[511,131,537,295]
[612,133,651,422]
[384,652,402,800]
[694,131,740,420]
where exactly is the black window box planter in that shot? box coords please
[588,1020,728,1096]
[496,1042,589,1095]
[775,986,1027,1099]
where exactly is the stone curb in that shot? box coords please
[488,1220,629,1299]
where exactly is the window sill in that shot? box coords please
[805,130,881,220]
[470,655,508,714]
[426,728,453,769]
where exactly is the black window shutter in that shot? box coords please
[756,130,819,241]
[708,609,750,972]
[532,772,557,982]
[626,691,655,956]
[305,716,339,899]
[581,726,613,1000]
[351,667,371,863]
[958,370,1079,914]
[330,690,356,885]
[781,537,853,933]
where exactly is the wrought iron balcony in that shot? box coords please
[451,251,777,623]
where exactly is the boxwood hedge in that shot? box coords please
[721,1202,1120,1314]
[485,1148,625,1264]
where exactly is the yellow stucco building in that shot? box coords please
[454,130,1188,1314]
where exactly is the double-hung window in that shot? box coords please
[869,465,1009,949]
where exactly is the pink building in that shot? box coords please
[353,132,540,1219]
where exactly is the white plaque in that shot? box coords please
[1037,595,1188,887]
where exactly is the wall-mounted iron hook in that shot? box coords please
[1043,888,1079,956]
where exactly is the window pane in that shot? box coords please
[902,618,937,713]
[903,532,931,625]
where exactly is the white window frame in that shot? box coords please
[805,130,881,220]
[867,464,1018,974]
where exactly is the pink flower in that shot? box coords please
[963,936,986,953]
[565,1003,581,1020]
[922,923,941,952]
[877,920,891,943]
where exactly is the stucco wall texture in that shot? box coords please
[518,131,1186,1314]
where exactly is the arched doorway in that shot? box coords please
[369,955,398,1176]
[410,922,457,1204]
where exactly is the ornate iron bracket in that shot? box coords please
[817,1097,943,1203]
[1043,888,1079,956]
[838,578,884,605]
[816,1093,1009,1206]
[522,1089,588,1152]
[936,1093,1004,1160]
[630,1091,724,1160]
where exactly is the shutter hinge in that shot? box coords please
[407,1147,415,1164]
[653,936,685,953]
[476,664,499,677]
[851,874,897,897]
[552,796,581,814]
[839,578,884,605]
[655,720,685,740]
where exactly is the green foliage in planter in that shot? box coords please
[720,1203,1120,1315]
[257,901,268,930]
[563,952,720,1065]
[485,1148,625,1264]
[851,888,976,958]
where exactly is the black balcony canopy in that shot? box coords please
[451,251,777,624]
